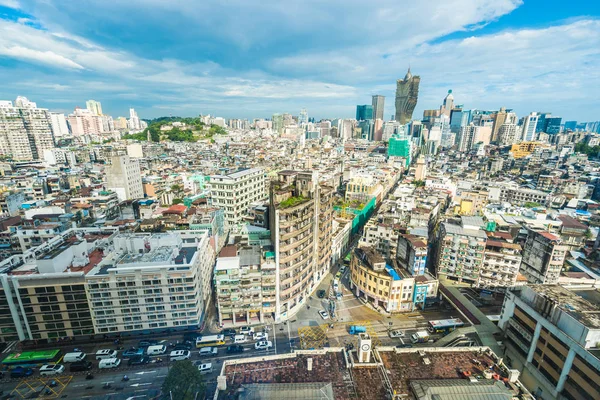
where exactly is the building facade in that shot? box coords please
[106,155,144,201]
[395,68,420,125]
[520,229,567,284]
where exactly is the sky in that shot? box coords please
[0,0,599,122]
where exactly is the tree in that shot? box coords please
[524,202,542,209]
[413,180,425,188]
[172,198,183,205]
[161,360,205,400]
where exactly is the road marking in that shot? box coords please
[135,370,156,375]
[130,377,141,381]
[157,374,167,378]
[131,382,152,387]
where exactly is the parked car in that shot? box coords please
[253,332,268,341]
[70,361,93,372]
[128,355,150,366]
[221,328,236,337]
[226,345,244,354]
[99,358,121,369]
[239,327,255,335]
[335,271,342,279]
[169,350,191,361]
[318,310,329,320]
[122,348,144,359]
[39,364,65,376]
[198,363,213,374]
[317,289,326,298]
[138,340,158,348]
[183,332,200,343]
[388,330,405,338]
[340,266,347,274]
[255,340,273,350]
[199,347,219,357]
[173,342,193,351]
[95,349,118,360]
[10,367,33,379]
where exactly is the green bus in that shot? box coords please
[2,349,63,368]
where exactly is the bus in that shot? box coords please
[427,318,464,334]
[2,349,63,369]
[195,334,226,348]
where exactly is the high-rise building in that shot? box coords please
[395,68,420,125]
[0,97,54,161]
[545,116,562,134]
[521,112,539,142]
[564,120,577,131]
[498,123,520,146]
[272,113,284,134]
[358,119,373,140]
[536,112,551,133]
[67,107,104,136]
[414,155,427,181]
[299,109,308,125]
[86,99,103,116]
[269,171,334,322]
[209,168,267,231]
[106,155,144,201]
[457,124,490,152]
[371,95,385,121]
[388,134,412,166]
[520,229,567,284]
[128,108,141,131]
[49,112,69,137]
[440,90,454,117]
[356,105,373,121]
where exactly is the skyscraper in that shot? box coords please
[521,112,539,142]
[49,112,69,137]
[395,68,420,125]
[371,95,385,121]
[86,100,103,116]
[356,105,373,121]
[128,108,140,131]
[299,109,308,125]
[440,90,454,117]
[106,155,144,201]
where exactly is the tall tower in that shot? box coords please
[371,95,385,121]
[441,90,454,117]
[395,68,420,125]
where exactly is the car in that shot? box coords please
[221,328,236,337]
[173,342,193,351]
[10,367,33,378]
[95,349,118,360]
[388,330,405,338]
[199,347,219,357]
[183,333,200,343]
[253,332,268,341]
[333,283,339,292]
[239,326,255,335]
[318,310,329,320]
[122,347,144,358]
[198,363,213,374]
[70,361,93,372]
[39,364,65,376]
[335,271,342,279]
[340,266,347,274]
[226,345,245,354]
[255,340,273,350]
[317,289,326,298]
[138,339,158,348]
[169,350,191,361]
[128,355,150,366]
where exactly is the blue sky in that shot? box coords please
[0,0,599,121]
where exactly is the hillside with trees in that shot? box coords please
[123,117,227,142]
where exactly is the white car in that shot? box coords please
[95,349,118,360]
[198,363,213,374]
[39,364,65,376]
[199,347,218,357]
[388,330,405,338]
[169,350,191,361]
[253,332,268,341]
[318,310,329,320]
[239,327,255,335]
[255,340,273,350]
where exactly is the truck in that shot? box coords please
[410,331,430,344]
[349,325,367,335]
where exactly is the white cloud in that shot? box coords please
[0,0,19,9]
[0,45,84,69]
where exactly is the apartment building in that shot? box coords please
[499,285,600,400]
[269,170,334,321]
[106,155,144,201]
[209,168,266,231]
[396,233,427,276]
[556,215,588,250]
[434,222,487,285]
[489,186,549,207]
[359,222,399,261]
[479,239,522,288]
[214,235,276,327]
[520,229,568,284]
[85,231,215,334]
[349,247,438,313]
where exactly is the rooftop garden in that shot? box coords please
[334,199,365,210]
[279,195,309,209]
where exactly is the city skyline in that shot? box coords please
[0,1,598,120]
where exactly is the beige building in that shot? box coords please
[106,155,144,201]
[435,222,487,285]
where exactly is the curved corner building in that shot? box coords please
[395,68,420,125]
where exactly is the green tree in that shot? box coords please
[413,180,425,188]
[524,202,542,208]
[171,184,182,192]
[172,198,183,205]
[161,360,205,400]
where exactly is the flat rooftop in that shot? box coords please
[527,285,600,329]
[219,349,520,400]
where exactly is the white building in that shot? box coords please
[49,112,70,137]
[126,143,144,158]
[521,112,539,142]
[128,108,141,131]
[209,168,267,230]
[86,99,103,116]
[67,107,104,136]
[106,155,144,201]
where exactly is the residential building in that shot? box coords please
[49,112,69,138]
[86,100,103,116]
[272,113,283,134]
[511,141,550,159]
[499,285,600,400]
[556,215,588,250]
[209,168,266,231]
[414,155,427,181]
[106,155,144,201]
[86,231,215,334]
[520,229,567,284]
[269,171,334,321]
[360,222,399,261]
[128,108,141,131]
[396,233,427,276]
[479,239,522,288]
[67,107,104,136]
[498,123,520,146]
[395,68,420,124]
[388,134,412,167]
[434,221,487,285]
[371,95,385,121]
